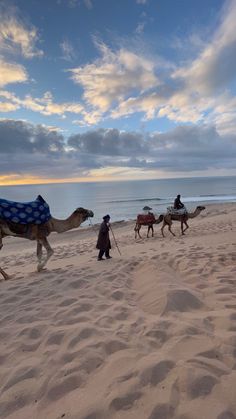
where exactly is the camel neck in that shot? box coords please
[49,216,76,233]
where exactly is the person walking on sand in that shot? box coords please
[96,214,112,261]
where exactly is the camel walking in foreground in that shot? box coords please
[161,206,205,237]
[0,207,94,280]
[134,214,164,239]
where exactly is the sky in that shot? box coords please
[1,0,236,185]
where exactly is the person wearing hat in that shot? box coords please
[96,215,112,261]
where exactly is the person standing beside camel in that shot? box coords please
[96,215,112,261]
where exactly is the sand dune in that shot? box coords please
[0,203,236,418]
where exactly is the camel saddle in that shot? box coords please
[0,195,51,225]
[167,206,187,215]
[137,213,156,224]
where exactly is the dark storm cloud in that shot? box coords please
[68,125,236,172]
[1,119,236,179]
[68,128,148,156]
[0,120,64,153]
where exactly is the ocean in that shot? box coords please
[0,176,236,225]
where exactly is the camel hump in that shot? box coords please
[137,214,155,224]
[0,196,51,225]
[37,195,46,203]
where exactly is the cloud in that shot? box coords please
[173,0,236,95]
[1,120,236,180]
[69,41,159,114]
[60,39,76,61]
[0,8,43,58]
[0,90,84,116]
[0,119,65,154]
[68,125,236,172]
[0,58,28,87]
[84,0,93,9]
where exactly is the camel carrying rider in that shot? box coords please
[96,214,112,261]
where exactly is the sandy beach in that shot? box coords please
[0,203,236,419]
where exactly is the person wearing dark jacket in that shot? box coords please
[96,215,112,261]
[174,194,184,210]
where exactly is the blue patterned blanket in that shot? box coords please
[0,195,52,225]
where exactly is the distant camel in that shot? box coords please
[0,206,94,280]
[161,206,205,237]
[134,213,164,239]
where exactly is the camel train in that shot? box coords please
[0,194,205,280]
[135,206,205,238]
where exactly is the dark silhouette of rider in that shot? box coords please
[174,194,184,210]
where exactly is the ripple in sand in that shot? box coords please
[163,289,203,314]
[111,290,124,300]
[188,374,218,399]
[80,412,103,419]
[217,412,236,419]
[46,375,82,401]
[109,391,142,411]
[104,339,127,355]
[140,360,175,386]
[58,298,77,307]
[145,329,168,343]
[68,328,97,348]
[46,331,64,345]
[2,366,39,392]
[148,403,174,419]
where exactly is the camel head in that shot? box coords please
[72,208,94,223]
[197,206,206,211]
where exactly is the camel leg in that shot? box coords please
[183,221,189,233]
[37,240,43,265]
[0,267,9,280]
[37,237,54,272]
[148,225,154,237]
[166,220,175,237]
[161,221,175,237]
[0,233,9,280]
[134,223,141,239]
[161,222,165,237]
[137,225,142,238]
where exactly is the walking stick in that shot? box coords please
[109,225,122,256]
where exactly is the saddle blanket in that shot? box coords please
[137,213,156,224]
[167,206,187,215]
[0,195,51,225]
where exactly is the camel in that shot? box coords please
[134,213,164,239]
[0,206,94,280]
[161,206,205,237]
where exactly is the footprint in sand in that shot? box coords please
[109,391,142,411]
[187,374,218,399]
[46,375,82,401]
[139,360,175,386]
[148,403,174,419]
[217,412,236,419]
